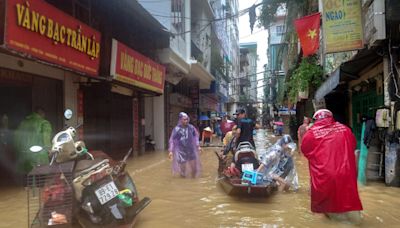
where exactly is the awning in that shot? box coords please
[315,68,340,101]
[314,48,382,101]
[189,62,215,89]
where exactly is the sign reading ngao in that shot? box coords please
[3,0,101,76]
[322,0,364,53]
[110,39,165,94]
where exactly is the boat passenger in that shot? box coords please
[257,135,299,191]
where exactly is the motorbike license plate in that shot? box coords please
[242,163,254,172]
[95,181,119,205]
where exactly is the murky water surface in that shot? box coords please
[1,130,400,227]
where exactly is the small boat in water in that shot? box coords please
[217,174,277,197]
[215,142,279,197]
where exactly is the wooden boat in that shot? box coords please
[215,149,278,197]
[218,174,277,197]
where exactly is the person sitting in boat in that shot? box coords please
[221,125,238,157]
[257,135,299,191]
[217,125,238,176]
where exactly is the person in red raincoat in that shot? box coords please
[301,109,363,224]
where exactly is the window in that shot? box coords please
[276,25,285,35]
[172,0,185,37]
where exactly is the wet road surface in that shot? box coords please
[1,130,400,227]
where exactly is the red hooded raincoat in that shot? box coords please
[301,114,363,213]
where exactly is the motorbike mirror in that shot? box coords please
[30,145,43,153]
[64,109,73,120]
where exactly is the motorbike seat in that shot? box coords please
[234,142,257,162]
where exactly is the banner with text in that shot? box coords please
[110,39,165,94]
[322,0,363,53]
[3,0,101,76]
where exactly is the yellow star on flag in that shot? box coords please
[307,29,317,39]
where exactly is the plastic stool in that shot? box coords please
[242,170,263,184]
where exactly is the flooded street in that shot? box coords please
[1,130,400,227]
[130,130,400,228]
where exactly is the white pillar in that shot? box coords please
[185,0,191,62]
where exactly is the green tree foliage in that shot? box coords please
[287,56,324,102]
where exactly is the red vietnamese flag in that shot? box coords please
[294,13,321,56]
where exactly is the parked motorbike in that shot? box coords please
[145,135,155,151]
[28,109,150,228]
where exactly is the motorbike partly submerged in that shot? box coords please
[27,109,150,228]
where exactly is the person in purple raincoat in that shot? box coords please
[168,112,202,178]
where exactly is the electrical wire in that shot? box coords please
[144,2,265,36]
[388,31,400,99]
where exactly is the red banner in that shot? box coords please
[3,0,101,76]
[110,39,165,94]
[294,13,321,56]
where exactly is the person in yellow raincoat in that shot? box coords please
[14,107,52,175]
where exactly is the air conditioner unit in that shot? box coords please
[364,0,386,47]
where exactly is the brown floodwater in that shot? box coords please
[1,130,400,228]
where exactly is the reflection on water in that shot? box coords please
[1,130,400,228]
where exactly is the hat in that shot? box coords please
[313,109,333,121]
[203,127,212,132]
[234,108,246,115]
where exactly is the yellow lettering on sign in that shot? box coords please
[76,33,82,51]
[53,22,60,42]
[66,28,72,46]
[81,35,87,53]
[39,15,46,35]
[71,30,77,49]
[152,67,162,84]
[22,5,31,29]
[120,51,134,73]
[86,38,92,56]
[16,4,24,26]
[134,59,143,77]
[46,18,53,39]
[60,26,66,44]
[90,37,96,57]
[144,64,152,80]
[31,10,39,32]
[95,42,100,58]
[13,3,101,60]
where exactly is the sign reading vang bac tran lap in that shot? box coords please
[3,0,101,76]
[110,39,165,94]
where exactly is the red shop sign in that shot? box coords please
[110,39,165,94]
[2,0,101,76]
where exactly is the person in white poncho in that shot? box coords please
[257,135,299,191]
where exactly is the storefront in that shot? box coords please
[0,0,101,182]
[84,38,165,157]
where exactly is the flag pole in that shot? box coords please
[319,0,326,73]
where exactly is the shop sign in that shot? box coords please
[2,0,101,76]
[322,0,364,53]
[110,39,165,94]
[278,107,296,116]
